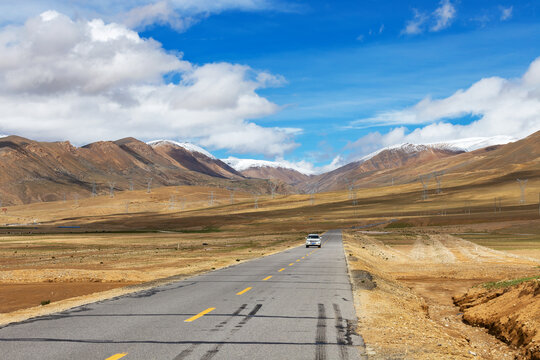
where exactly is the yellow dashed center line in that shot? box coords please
[289,263,294,266]
[105,354,127,360]
[296,259,300,262]
[301,257,305,259]
[263,275,272,281]
[184,307,216,322]
[236,287,252,295]
[278,268,285,272]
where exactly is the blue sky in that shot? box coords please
[0,1,540,172]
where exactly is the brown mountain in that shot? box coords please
[0,136,255,205]
[148,140,243,179]
[240,166,310,185]
[303,144,463,192]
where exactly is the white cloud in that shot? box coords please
[0,11,296,156]
[500,6,513,21]
[122,0,273,31]
[402,9,427,35]
[402,1,456,35]
[0,0,277,32]
[431,0,456,32]
[349,56,540,156]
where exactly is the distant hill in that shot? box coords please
[222,157,311,185]
[0,136,270,205]
[0,131,537,205]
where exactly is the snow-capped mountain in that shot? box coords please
[222,157,314,175]
[222,157,312,184]
[147,140,216,159]
[357,136,516,163]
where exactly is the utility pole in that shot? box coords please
[310,190,315,205]
[209,191,214,206]
[129,179,134,191]
[516,179,527,204]
[169,195,175,210]
[254,195,258,209]
[91,181,97,197]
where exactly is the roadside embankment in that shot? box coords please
[343,231,477,359]
[454,277,540,360]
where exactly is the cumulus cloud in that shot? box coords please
[349,56,540,157]
[500,6,513,21]
[402,0,456,35]
[0,11,296,156]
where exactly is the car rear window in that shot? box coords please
[308,235,320,239]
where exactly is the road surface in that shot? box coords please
[0,230,366,359]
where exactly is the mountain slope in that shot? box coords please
[0,136,252,205]
[148,140,244,180]
[223,157,311,184]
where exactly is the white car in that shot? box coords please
[306,234,321,248]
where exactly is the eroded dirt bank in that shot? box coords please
[343,229,539,359]
[454,278,540,360]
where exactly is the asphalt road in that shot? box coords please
[0,230,366,360]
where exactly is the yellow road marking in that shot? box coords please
[236,287,252,295]
[184,307,215,322]
[105,354,127,360]
[296,259,300,262]
[263,275,272,281]
[301,257,305,259]
[278,268,285,272]
[289,263,294,266]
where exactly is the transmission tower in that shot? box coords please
[91,181,97,197]
[129,179,134,191]
[419,175,430,200]
[254,195,258,209]
[270,182,277,199]
[108,181,116,198]
[169,195,175,210]
[146,177,153,193]
[209,191,214,206]
[352,187,358,206]
[516,179,527,204]
[434,171,444,194]
[310,190,315,205]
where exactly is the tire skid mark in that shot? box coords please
[315,303,327,360]
[333,303,349,359]
[201,304,263,360]
[173,304,247,360]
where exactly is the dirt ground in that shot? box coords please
[455,278,540,360]
[0,230,301,322]
[343,224,540,359]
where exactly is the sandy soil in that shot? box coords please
[343,229,540,359]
